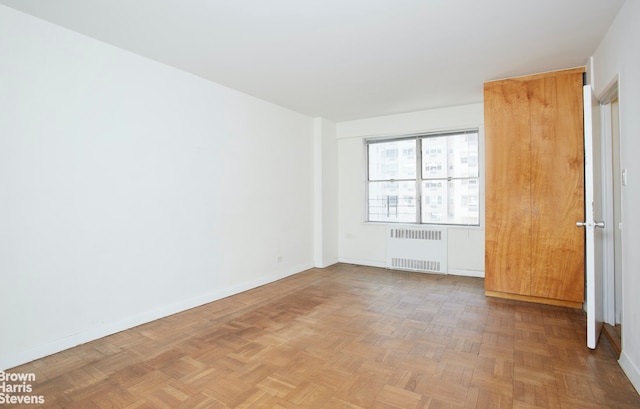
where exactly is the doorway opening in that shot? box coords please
[600,81,622,357]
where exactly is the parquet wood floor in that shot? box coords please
[7,264,640,408]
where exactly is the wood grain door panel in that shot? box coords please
[529,72,585,302]
[484,79,532,296]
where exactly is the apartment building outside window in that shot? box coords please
[366,130,479,225]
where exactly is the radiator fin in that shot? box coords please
[391,258,441,272]
[390,228,442,241]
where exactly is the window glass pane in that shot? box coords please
[368,181,416,222]
[366,129,480,225]
[421,132,479,179]
[421,136,448,179]
[421,179,479,225]
[368,139,416,180]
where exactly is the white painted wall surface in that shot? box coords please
[320,119,339,267]
[313,118,339,267]
[591,0,640,392]
[336,104,485,275]
[0,5,314,370]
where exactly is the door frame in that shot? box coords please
[597,78,621,327]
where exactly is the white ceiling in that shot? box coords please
[0,0,625,121]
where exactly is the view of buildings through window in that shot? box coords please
[367,130,479,225]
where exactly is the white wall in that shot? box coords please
[313,118,339,268]
[591,0,640,392]
[0,5,314,370]
[336,104,485,276]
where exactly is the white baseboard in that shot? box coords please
[337,259,484,279]
[619,351,640,394]
[315,257,340,269]
[448,268,485,278]
[0,263,311,371]
[338,258,386,268]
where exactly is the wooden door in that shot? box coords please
[583,84,604,348]
[529,71,585,302]
[485,68,585,307]
[484,79,532,296]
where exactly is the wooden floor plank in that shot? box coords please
[5,263,639,408]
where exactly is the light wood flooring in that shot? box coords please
[8,263,640,408]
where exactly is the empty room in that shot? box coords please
[1,1,640,408]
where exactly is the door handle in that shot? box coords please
[576,221,605,228]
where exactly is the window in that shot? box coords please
[367,130,479,225]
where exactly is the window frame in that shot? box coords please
[365,129,480,226]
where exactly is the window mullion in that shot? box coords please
[416,138,422,224]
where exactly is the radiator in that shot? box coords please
[385,226,447,274]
